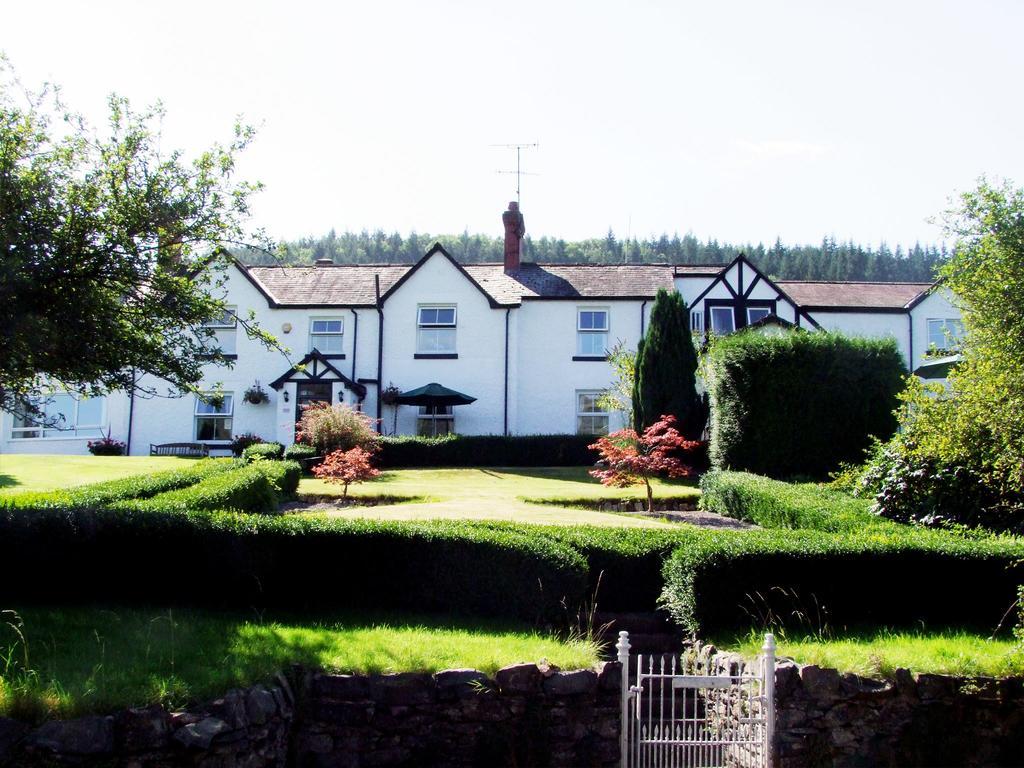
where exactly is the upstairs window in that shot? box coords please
[746,307,771,325]
[576,390,609,435]
[577,308,609,357]
[710,306,735,334]
[691,311,704,333]
[195,393,233,442]
[310,318,344,354]
[11,394,106,439]
[927,318,964,352]
[417,306,457,353]
[202,306,237,355]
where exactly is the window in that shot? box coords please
[310,318,344,354]
[710,306,735,334]
[195,393,233,441]
[11,394,106,439]
[202,306,237,355]
[576,390,609,435]
[747,307,771,325]
[416,405,454,436]
[927,318,964,351]
[417,306,457,353]
[577,308,609,357]
[691,311,704,333]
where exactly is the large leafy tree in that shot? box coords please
[0,64,274,414]
[632,288,702,438]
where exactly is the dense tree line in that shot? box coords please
[240,228,948,282]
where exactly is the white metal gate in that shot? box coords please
[617,632,776,768]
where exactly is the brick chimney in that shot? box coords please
[502,201,525,274]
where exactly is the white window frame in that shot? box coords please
[746,307,771,325]
[309,317,345,354]
[691,311,704,333]
[416,305,457,354]
[710,306,735,334]
[576,390,609,436]
[10,393,107,440]
[416,404,455,437]
[202,305,238,355]
[194,392,234,442]
[577,307,610,357]
[926,318,964,351]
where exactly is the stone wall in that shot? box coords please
[694,643,1024,768]
[0,663,622,767]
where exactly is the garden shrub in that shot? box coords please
[117,464,280,515]
[703,331,905,479]
[660,528,1024,635]
[242,442,285,462]
[0,510,588,623]
[699,470,886,533]
[296,402,379,455]
[378,434,597,468]
[230,433,266,457]
[0,459,237,508]
[284,443,318,462]
[251,459,302,495]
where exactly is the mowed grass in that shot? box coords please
[720,628,1024,678]
[0,606,600,721]
[0,454,200,495]
[299,467,699,527]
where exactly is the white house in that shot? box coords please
[0,202,964,455]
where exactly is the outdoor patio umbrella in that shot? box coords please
[393,382,476,437]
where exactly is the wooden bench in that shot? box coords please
[149,442,210,458]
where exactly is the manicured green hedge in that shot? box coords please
[377,434,597,468]
[704,331,905,479]
[284,443,318,462]
[0,509,588,622]
[699,471,886,533]
[251,459,302,495]
[0,459,237,508]
[660,528,1024,634]
[242,442,285,462]
[116,464,281,515]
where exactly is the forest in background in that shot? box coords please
[239,229,948,282]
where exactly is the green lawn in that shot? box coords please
[0,605,599,721]
[0,454,199,495]
[299,467,699,527]
[720,628,1024,678]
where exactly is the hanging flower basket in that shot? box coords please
[243,382,269,405]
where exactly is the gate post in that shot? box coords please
[616,630,631,768]
[762,633,776,768]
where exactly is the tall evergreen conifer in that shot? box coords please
[633,288,702,438]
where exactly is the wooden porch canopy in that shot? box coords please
[269,349,367,401]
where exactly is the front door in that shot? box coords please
[295,382,333,424]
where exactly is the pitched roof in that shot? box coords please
[464,263,678,302]
[776,281,933,309]
[244,264,410,306]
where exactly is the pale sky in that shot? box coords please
[5,1,1023,249]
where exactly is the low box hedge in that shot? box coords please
[377,434,597,468]
[116,464,281,515]
[0,458,237,508]
[251,459,302,496]
[660,528,1024,634]
[0,509,588,623]
[242,442,285,462]
[699,470,887,533]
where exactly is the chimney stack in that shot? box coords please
[502,201,525,274]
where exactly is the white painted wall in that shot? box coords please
[514,299,650,434]
[806,310,911,366]
[910,287,961,370]
[379,253,508,436]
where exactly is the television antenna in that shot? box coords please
[492,142,539,205]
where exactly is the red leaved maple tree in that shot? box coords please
[312,446,381,498]
[588,414,699,513]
